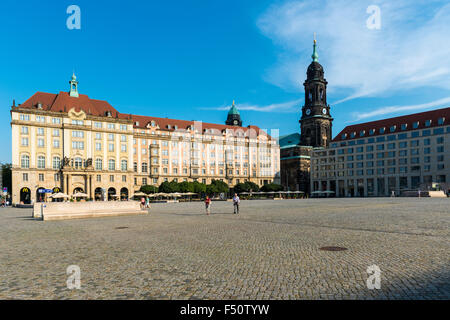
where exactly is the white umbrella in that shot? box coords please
[72,192,88,198]
[50,192,69,199]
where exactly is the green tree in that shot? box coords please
[158,181,172,193]
[245,181,259,192]
[192,181,206,194]
[140,185,158,194]
[178,181,194,193]
[261,183,284,192]
[0,163,12,194]
[168,180,180,193]
[210,179,229,194]
[234,183,248,194]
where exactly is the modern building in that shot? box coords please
[10,75,280,204]
[310,108,450,197]
[280,39,333,193]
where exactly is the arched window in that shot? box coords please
[74,157,83,169]
[108,159,115,171]
[95,158,103,170]
[21,155,30,168]
[52,156,61,169]
[37,155,46,169]
[142,162,148,173]
[121,160,127,171]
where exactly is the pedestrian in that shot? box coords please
[140,197,145,209]
[146,197,150,209]
[232,193,240,214]
[205,196,211,215]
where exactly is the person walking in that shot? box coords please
[205,196,211,215]
[140,197,145,209]
[146,197,150,209]
[232,193,240,214]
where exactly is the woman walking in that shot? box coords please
[205,196,211,215]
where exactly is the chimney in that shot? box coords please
[13,99,15,107]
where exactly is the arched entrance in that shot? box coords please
[120,187,128,201]
[73,187,84,194]
[108,187,116,201]
[20,187,31,204]
[94,187,103,201]
[36,187,46,203]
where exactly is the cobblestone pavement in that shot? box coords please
[0,198,449,299]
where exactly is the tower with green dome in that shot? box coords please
[226,100,242,126]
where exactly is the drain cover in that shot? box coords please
[115,227,129,230]
[319,246,348,251]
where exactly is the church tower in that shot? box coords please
[226,100,242,126]
[299,38,333,148]
[69,73,79,98]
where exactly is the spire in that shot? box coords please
[312,33,318,62]
[69,72,79,97]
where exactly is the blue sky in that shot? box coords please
[1,0,450,163]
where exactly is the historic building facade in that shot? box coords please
[10,76,280,204]
[281,39,333,193]
[310,108,450,197]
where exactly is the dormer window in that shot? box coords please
[174,125,178,130]
[425,120,432,127]
[369,129,375,135]
[390,125,396,133]
[106,111,112,117]
[151,121,156,127]
[341,133,347,140]
[438,117,445,125]
[135,121,139,126]
[379,127,385,134]
[167,125,171,129]
[37,103,43,109]
[401,123,407,130]
[412,121,419,129]
[350,132,356,138]
[359,130,365,137]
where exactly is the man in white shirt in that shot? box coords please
[232,193,240,214]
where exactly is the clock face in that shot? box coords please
[305,109,311,116]
[233,120,238,125]
[322,108,327,115]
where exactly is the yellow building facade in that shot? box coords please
[10,76,280,204]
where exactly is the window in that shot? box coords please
[74,157,83,169]
[122,175,127,182]
[438,117,445,125]
[53,129,60,137]
[108,123,115,130]
[96,175,101,182]
[37,155,46,169]
[108,133,114,141]
[95,142,102,151]
[437,137,444,144]
[71,119,83,125]
[23,173,28,181]
[110,175,114,182]
[36,116,45,123]
[94,122,102,128]
[21,155,30,168]
[52,118,61,124]
[390,126,396,132]
[401,124,407,130]
[120,124,127,131]
[437,146,444,153]
[142,178,147,185]
[53,139,60,148]
[379,127,385,134]
[54,173,60,182]
[72,141,84,150]
[95,133,102,140]
[108,143,114,152]
[21,137,29,146]
[52,156,61,169]
[142,162,148,173]
[121,160,127,171]
[121,144,127,152]
[108,159,115,171]
[21,126,28,134]
[20,114,30,121]
[412,122,419,129]
[425,120,431,127]
[39,174,44,181]
[38,138,45,147]
[95,158,103,170]
[120,135,127,142]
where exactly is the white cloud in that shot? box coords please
[350,96,450,122]
[206,99,302,113]
[257,0,450,101]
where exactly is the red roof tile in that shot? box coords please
[333,107,449,142]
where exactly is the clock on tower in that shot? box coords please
[225,100,242,127]
[299,37,333,148]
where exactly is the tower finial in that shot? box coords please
[312,34,318,62]
[69,72,79,97]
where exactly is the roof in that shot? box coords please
[333,107,450,142]
[279,133,301,149]
[14,91,271,139]
[228,104,240,116]
[19,91,119,117]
